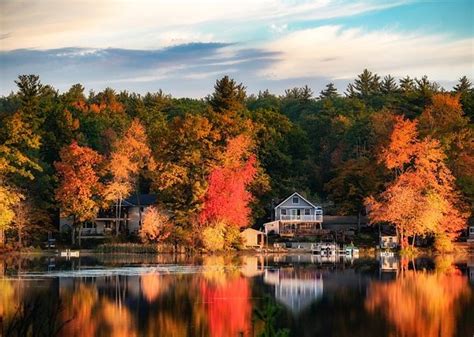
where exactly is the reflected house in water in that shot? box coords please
[379,256,399,272]
[264,192,323,237]
[239,255,265,278]
[468,257,474,284]
[264,268,323,314]
[59,194,157,239]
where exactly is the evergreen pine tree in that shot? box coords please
[319,83,339,99]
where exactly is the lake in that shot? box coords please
[0,254,473,337]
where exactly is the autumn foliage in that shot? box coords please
[139,206,172,243]
[55,141,103,224]
[199,135,257,228]
[366,115,467,247]
[366,267,471,337]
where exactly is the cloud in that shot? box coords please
[0,0,407,50]
[259,25,474,81]
[0,43,281,95]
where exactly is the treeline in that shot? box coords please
[0,70,472,249]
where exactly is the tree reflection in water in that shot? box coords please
[200,255,252,337]
[0,254,473,337]
[366,256,472,337]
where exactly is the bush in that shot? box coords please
[223,225,243,250]
[434,232,455,253]
[202,223,225,252]
[201,221,245,252]
[139,206,172,243]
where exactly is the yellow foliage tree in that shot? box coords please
[103,119,151,235]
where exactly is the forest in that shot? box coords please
[0,70,473,250]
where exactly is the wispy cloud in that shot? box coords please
[260,25,474,81]
[1,0,408,50]
[0,43,280,95]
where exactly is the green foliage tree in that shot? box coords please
[319,83,339,99]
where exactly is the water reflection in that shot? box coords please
[0,254,473,337]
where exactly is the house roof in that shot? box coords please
[274,192,319,209]
[123,194,157,206]
[241,228,265,235]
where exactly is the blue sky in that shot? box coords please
[0,0,472,97]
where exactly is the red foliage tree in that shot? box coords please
[199,135,257,228]
[200,276,251,337]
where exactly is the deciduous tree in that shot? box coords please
[54,141,104,245]
[366,116,467,248]
[139,206,171,243]
[103,119,151,234]
[199,135,257,228]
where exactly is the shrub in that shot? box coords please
[202,222,226,252]
[139,206,172,243]
[224,225,243,250]
[434,232,455,253]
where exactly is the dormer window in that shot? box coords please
[292,196,299,204]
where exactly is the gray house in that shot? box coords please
[469,225,474,242]
[264,192,323,237]
[59,194,157,239]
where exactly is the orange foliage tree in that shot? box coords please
[366,116,467,248]
[139,206,172,243]
[199,135,257,228]
[55,141,103,245]
[103,119,151,235]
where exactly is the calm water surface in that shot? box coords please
[0,254,473,337]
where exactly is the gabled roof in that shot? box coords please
[240,227,265,235]
[274,192,319,209]
[124,194,157,206]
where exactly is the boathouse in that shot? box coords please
[240,228,266,248]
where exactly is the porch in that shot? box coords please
[280,214,323,222]
[279,222,324,237]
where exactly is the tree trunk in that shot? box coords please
[78,222,82,247]
[0,229,4,248]
[116,195,122,236]
[18,220,23,249]
[411,235,416,248]
[115,198,119,237]
[357,210,361,232]
[72,215,76,245]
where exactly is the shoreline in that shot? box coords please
[1,243,472,259]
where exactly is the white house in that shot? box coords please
[380,234,399,249]
[264,192,323,237]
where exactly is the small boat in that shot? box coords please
[59,249,80,258]
[312,242,337,256]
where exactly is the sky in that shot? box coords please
[0,0,473,97]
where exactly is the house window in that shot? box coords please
[304,209,310,215]
[281,209,287,215]
[292,196,299,204]
[470,227,474,234]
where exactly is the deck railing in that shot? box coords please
[279,214,323,222]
